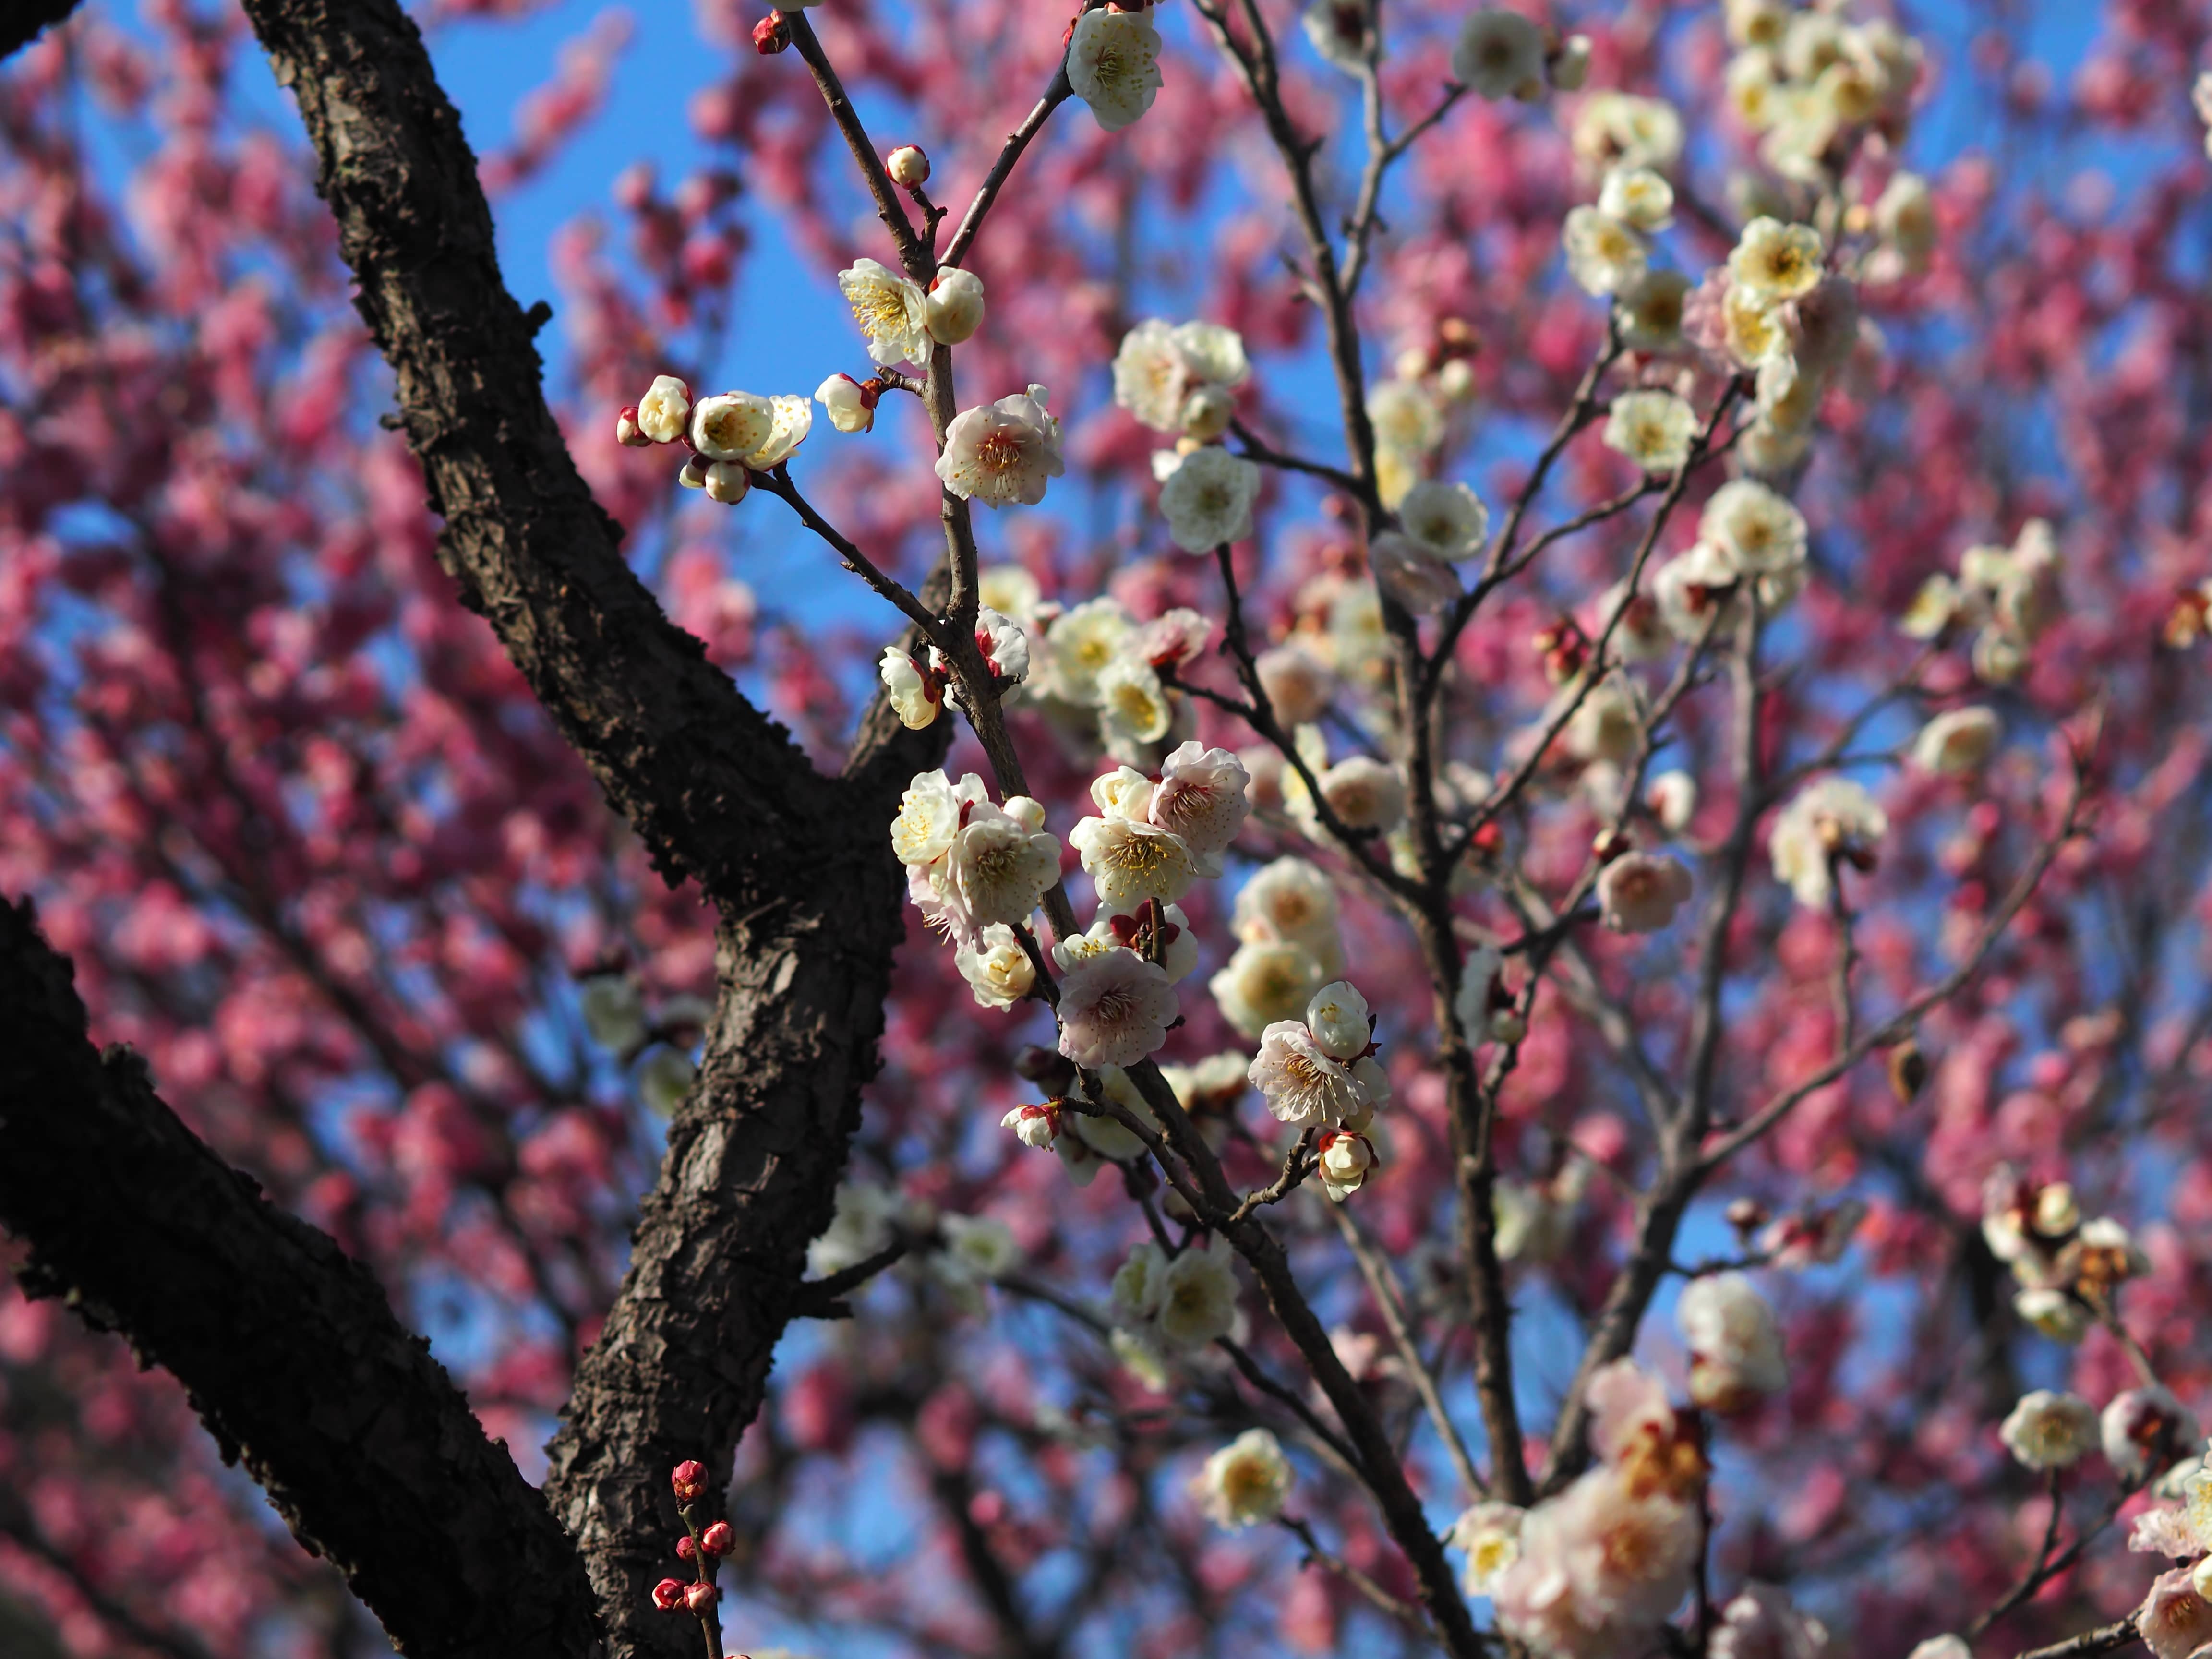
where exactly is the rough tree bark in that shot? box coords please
[0,897,604,1659]
[2,1,955,1658]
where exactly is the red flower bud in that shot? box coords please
[752,11,790,52]
[684,1581,720,1615]
[652,1578,687,1612]
[701,1521,734,1557]
[675,1535,697,1560]
[671,1459,708,1503]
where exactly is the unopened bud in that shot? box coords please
[1013,1045,1078,1093]
[886,144,931,187]
[1724,1197,1767,1235]
[752,11,790,53]
[615,404,651,448]
[816,373,877,434]
[925,267,986,346]
[671,1460,709,1503]
[677,455,708,490]
[684,1582,720,1615]
[703,459,751,505]
[675,1534,697,1560]
[652,1579,688,1612]
[1551,33,1592,91]
[701,1520,734,1556]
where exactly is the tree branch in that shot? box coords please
[0,896,602,1659]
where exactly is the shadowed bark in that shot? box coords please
[0,896,605,1659]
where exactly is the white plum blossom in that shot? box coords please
[1111,1241,1167,1323]
[816,373,876,434]
[1677,1271,1787,1411]
[1701,479,1808,574]
[939,802,1061,945]
[1253,642,1334,724]
[1212,938,1327,1042]
[1574,90,1686,174]
[890,769,988,869]
[1563,206,1648,296]
[1095,657,1174,747]
[636,373,691,443]
[1368,376,1446,457]
[1999,1390,2099,1470]
[879,647,940,730]
[1397,479,1490,560]
[1081,902,1199,982]
[2142,1569,2212,1659]
[1451,9,1546,100]
[808,1180,904,1278]
[1875,171,1937,272]
[925,267,986,345]
[1113,318,1251,435]
[1149,743,1250,870]
[690,391,774,462]
[1370,530,1463,616]
[700,461,748,505]
[1038,597,1133,705]
[938,385,1064,508]
[1616,267,1691,350]
[1056,949,1179,1068]
[1068,6,1165,132]
[1604,389,1700,474]
[1492,1464,1701,1659]
[955,924,1038,1010]
[1907,1639,1972,1659]
[838,257,933,366]
[1769,776,1887,909]
[1155,1246,1239,1348]
[1315,1128,1379,1200]
[1070,813,1197,909]
[1194,1429,1294,1528]
[1159,446,1262,553]
[1449,1502,1527,1596]
[1597,853,1695,934]
[1316,754,1407,832]
[1133,607,1213,672]
[742,396,813,470]
[1648,769,1698,833]
[1730,216,1827,301]
[1652,541,1744,640]
[1599,165,1676,230]
[1234,856,1344,960]
[1912,706,1999,774]
[1709,1585,1829,1659]
[1249,1020,1371,1128]
[1305,980,1371,1061]
[885,144,929,187]
[1301,0,1372,72]
[1001,1101,1059,1149]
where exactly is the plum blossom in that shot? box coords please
[1036,597,1133,704]
[1599,166,1676,230]
[2104,1386,2195,1484]
[1314,754,1407,833]
[1056,949,1178,1068]
[2139,1569,2212,1659]
[1397,479,1489,560]
[1597,853,1694,933]
[1069,812,1196,909]
[1604,390,1699,474]
[1301,0,1372,73]
[838,257,932,366]
[955,924,1036,1009]
[636,373,690,443]
[1253,641,1334,724]
[1000,1102,1059,1149]
[1304,980,1371,1061]
[1573,91,1687,173]
[1912,707,1999,774]
[1370,530,1463,615]
[1729,216,1826,300]
[1701,479,1807,574]
[1448,1502,1526,1595]
[879,648,939,730]
[689,391,773,461]
[1248,1020,1369,1128]
[1617,268,1691,349]
[1147,744,1250,871]
[1708,1585,1829,1659]
[1193,1429,1293,1528]
[1452,10,1546,101]
[816,372,877,433]
[1768,777,1887,909]
[1068,8,1165,132]
[1999,1390,2098,1469]
[1113,318,1250,435]
[1315,1129,1379,1200]
[1095,658,1173,747]
[1677,1272,1787,1411]
[1154,1246,1239,1348]
[925,267,985,345]
[937,386,1064,507]
[1563,206,1648,296]
[1158,446,1261,553]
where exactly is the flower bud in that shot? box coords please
[615,404,651,448]
[1001,1103,1060,1149]
[683,1582,720,1615]
[701,1521,734,1557]
[816,373,878,434]
[1178,383,1235,441]
[672,1460,709,1503]
[703,460,751,505]
[926,267,986,345]
[677,456,708,490]
[652,1578,687,1611]
[675,1534,697,1560]
[886,144,931,187]
[752,11,790,53]
[1316,1129,1378,1200]
[1551,33,1592,91]
[636,374,692,444]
